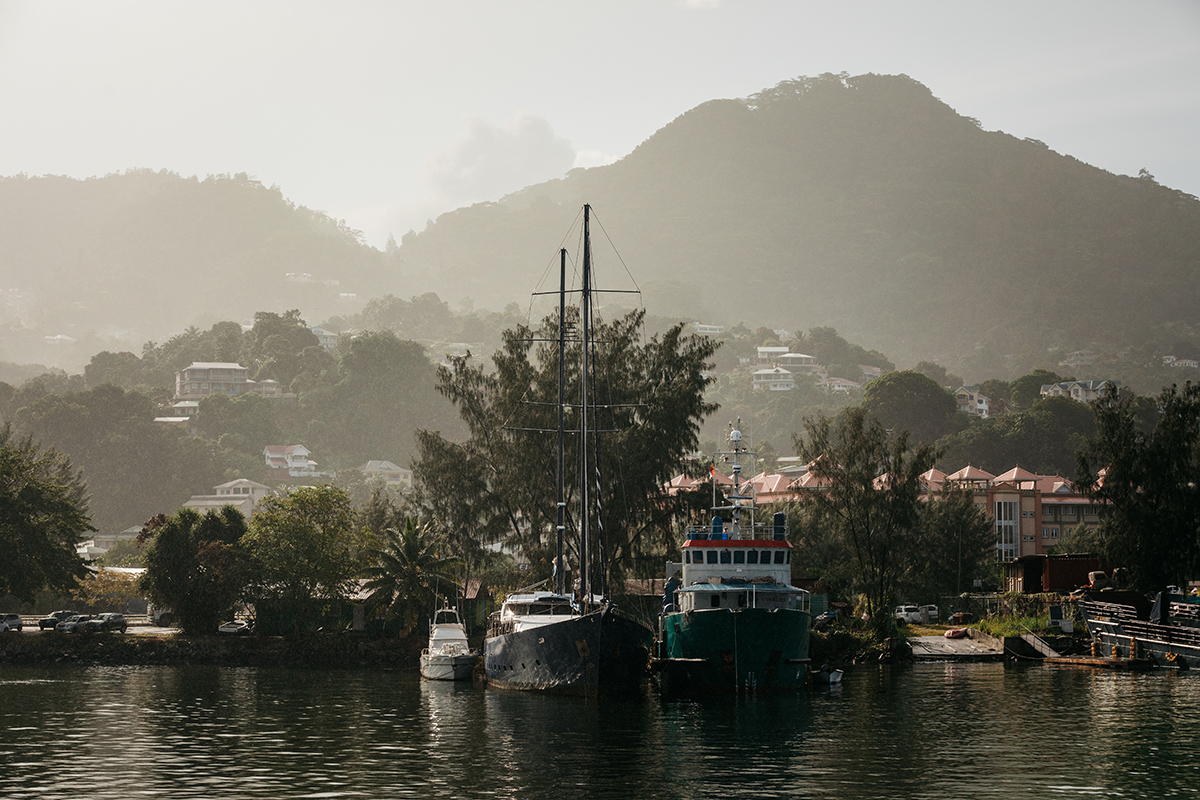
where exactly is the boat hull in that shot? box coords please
[654,607,812,693]
[484,607,652,695]
[420,651,480,681]
[1081,593,1200,669]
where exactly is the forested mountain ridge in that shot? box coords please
[397,73,1200,377]
[0,169,393,370]
[3,74,1197,380]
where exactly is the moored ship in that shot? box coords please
[653,423,812,693]
[1080,588,1200,668]
[483,205,653,695]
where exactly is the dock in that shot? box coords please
[910,629,1004,662]
[1046,656,1154,670]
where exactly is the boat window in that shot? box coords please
[710,594,721,608]
[737,593,747,608]
[747,550,758,564]
[720,550,732,564]
[733,550,745,564]
[761,551,771,563]
[706,550,718,564]
[774,551,786,564]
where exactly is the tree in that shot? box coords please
[913,360,963,390]
[72,568,142,610]
[139,506,250,635]
[94,537,144,567]
[0,424,93,601]
[1076,383,1200,595]
[794,407,939,633]
[862,370,960,445]
[362,516,461,635]
[1009,369,1063,411]
[241,485,360,630]
[906,484,995,600]
[415,308,717,589]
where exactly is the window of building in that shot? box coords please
[995,500,1019,562]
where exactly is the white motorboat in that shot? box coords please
[420,606,480,681]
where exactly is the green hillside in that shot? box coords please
[397,73,1200,377]
[0,170,394,370]
[3,74,1197,380]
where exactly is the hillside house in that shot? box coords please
[264,445,318,478]
[752,367,795,391]
[817,376,861,394]
[777,353,817,372]
[955,386,990,418]
[311,326,339,349]
[756,346,790,366]
[1040,380,1120,403]
[175,362,250,401]
[359,460,414,490]
[183,478,273,516]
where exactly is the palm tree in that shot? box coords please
[362,516,461,635]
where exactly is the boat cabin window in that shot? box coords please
[720,550,731,564]
[509,602,571,616]
[761,550,772,563]
[733,550,745,564]
[737,593,747,608]
[707,550,718,565]
[774,551,787,564]
[747,550,758,564]
[710,594,721,608]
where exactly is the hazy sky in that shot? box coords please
[2,1,1198,247]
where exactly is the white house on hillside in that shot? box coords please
[264,445,318,477]
[753,367,795,391]
[183,478,273,516]
[360,460,414,490]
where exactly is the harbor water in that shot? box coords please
[3,661,1198,799]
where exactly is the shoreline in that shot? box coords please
[0,631,425,669]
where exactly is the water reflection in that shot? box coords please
[2,662,1200,798]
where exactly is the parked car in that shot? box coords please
[39,610,78,630]
[86,613,128,634]
[813,609,840,630]
[218,619,253,635]
[919,604,939,624]
[56,615,93,633]
[895,605,921,624]
[2,613,22,632]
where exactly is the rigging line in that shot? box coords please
[588,208,643,300]
[531,206,585,299]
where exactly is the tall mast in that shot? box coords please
[580,204,592,605]
[556,248,566,595]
